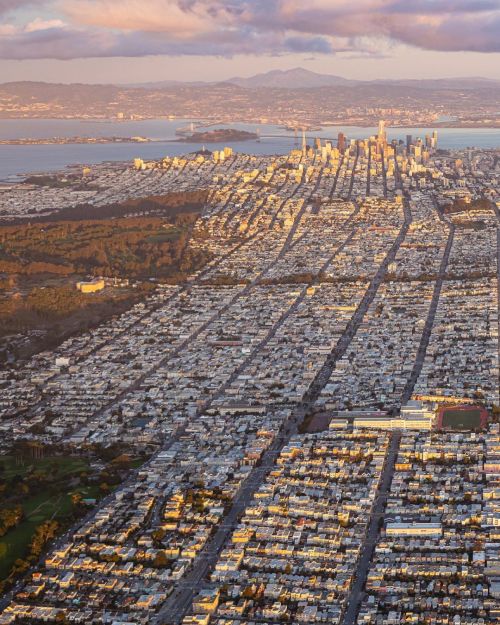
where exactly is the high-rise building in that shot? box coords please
[378,120,386,142]
[337,132,346,153]
[406,134,413,151]
[432,130,438,149]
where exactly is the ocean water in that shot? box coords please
[0,118,499,181]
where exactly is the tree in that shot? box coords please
[71,492,83,507]
[153,550,168,568]
[0,506,23,536]
[151,529,166,544]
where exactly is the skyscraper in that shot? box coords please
[337,132,346,153]
[432,130,438,149]
[378,120,386,142]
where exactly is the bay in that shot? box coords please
[0,118,499,181]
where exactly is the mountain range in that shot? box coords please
[2,69,499,123]
[127,68,500,91]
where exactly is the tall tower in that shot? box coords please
[432,130,438,149]
[302,128,307,156]
[337,132,346,153]
[378,119,386,141]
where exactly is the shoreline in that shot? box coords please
[1,117,500,130]
[0,137,152,146]
[1,124,498,183]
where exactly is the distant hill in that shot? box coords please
[124,70,500,91]
[1,74,499,122]
[127,79,210,89]
[225,70,500,91]
[371,77,500,90]
[4,71,499,92]
[123,68,354,90]
[226,68,355,89]
[0,80,123,102]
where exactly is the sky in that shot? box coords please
[0,0,499,83]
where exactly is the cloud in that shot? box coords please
[0,0,41,15]
[25,17,65,31]
[284,36,334,54]
[61,0,220,35]
[275,1,500,52]
[0,0,499,59]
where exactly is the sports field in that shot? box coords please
[441,408,483,430]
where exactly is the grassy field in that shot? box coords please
[0,455,92,581]
[1,454,87,480]
[442,408,483,430]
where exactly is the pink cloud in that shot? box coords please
[0,0,499,59]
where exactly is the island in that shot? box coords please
[178,128,258,143]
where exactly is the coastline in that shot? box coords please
[0,137,152,146]
[1,120,499,182]
[1,116,500,130]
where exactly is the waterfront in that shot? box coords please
[1,118,499,180]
